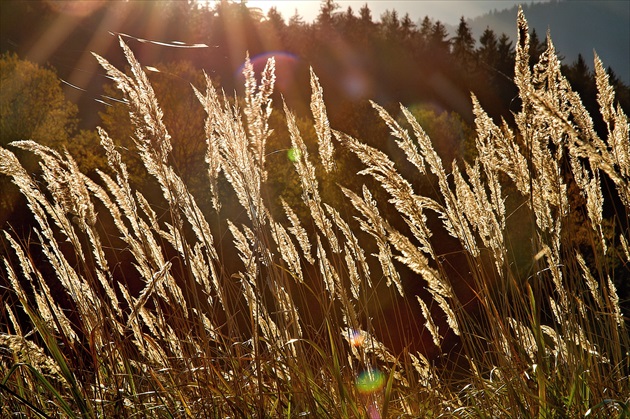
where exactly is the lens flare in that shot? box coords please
[356,369,385,394]
[236,51,299,93]
[287,148,301,162]
[367,403,382,419]
[348,329,365,347]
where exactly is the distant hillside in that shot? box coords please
[454,0,629,83]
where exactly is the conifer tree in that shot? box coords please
[496,33,515,77]
[317,0,340,28]
[359,2,372,24]
[478,27,499,70]
[452,17,475,69]
[429,20,450,56]
[380,9,400,40]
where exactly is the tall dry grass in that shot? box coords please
[1,9,628,418]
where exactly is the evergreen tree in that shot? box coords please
[344,5,354,20]
[288,9,305,28]
[528,28,545,67]
[417,16,433,53]
[262,6,286,47]
[284,9,308,58]
[419,16,433,42]
[380,9,400,40]
[494,33,518,117]
[359,3,372,24]
[496,33,515,77]
[317,0,340,28]
[429,20,450,56]
[563,53,595,109]
[338,6,358,38]
[567,54,591,87]
[266,6,285,31]
[354,3,375,49]
[452,17,475,69]
[400,13,416,42]
[605,67,630,110]
[478,27,499,70]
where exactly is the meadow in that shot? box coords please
[1,10,628,418]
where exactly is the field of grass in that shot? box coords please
[1,10,628,418]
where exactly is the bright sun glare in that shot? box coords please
[202,1,319,20]
[203,0,276,11]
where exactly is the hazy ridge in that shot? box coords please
[448,0,629,83]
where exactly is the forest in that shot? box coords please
[1,1,629,417]
[2,0,628,225]
[2,1,628,125]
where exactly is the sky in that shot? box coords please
[218,1,552,25]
